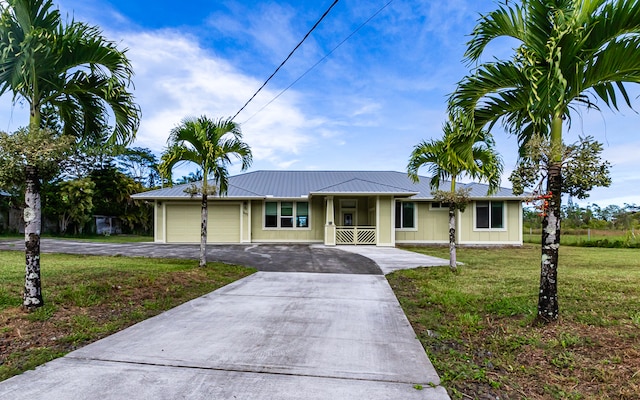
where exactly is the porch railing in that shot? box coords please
[336,226,376,245]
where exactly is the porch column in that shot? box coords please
[324,196,336,246]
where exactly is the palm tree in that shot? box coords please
[408,110,502,271]
[450,0,640,323]
[159,116,252,268]
[0,0,140,309]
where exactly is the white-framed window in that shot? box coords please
[429,202,450,211]
[395,201,416,229]
[474,201,505,230]
[264,201,309,229]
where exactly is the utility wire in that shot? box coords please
[232,0,340,121]
[241,0,395,124]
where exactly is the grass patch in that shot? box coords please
[0,251,254,381]
[0,234,153,243]
[524,229,640,248]
[388,245,640,399]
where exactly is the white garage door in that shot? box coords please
[165,203,241,243]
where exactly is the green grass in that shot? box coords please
[388,245,640,399]
[0,250,255,381]
[524,229,640,248]
[0,233,153,243]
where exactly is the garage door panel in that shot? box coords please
[166,203,240,243]
[208,204,240,243]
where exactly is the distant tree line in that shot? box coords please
[524,202,640,231]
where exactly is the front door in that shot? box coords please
[342,212,354,226]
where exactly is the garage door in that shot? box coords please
[165,203,241,243]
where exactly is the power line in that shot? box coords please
[241,0,395,124]
[231,0,340,121]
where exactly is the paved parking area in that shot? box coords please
[0,239,383,274]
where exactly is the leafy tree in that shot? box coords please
[408,110,502,271]
[90,163,152,234]
[176,170,204,185]
[451,0,640,323]
[58,178,95,234]
[0,0,140,309]
[116,147,161,188]
[510,135,611,211]
[159,116,252,268]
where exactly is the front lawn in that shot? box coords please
[0,251,255,381]
[388,245,640,399]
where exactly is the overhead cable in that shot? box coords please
[232,0,340,121]
[241,0,395,124]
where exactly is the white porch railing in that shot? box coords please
[336,226,376,245]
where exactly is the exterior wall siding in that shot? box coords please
[377,197,393,246]
[395,202,449,244]
[154,201,165,243]
[458,200,522,245]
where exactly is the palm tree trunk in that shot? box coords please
[448,205,457,272]
[24,164,43,310]
[537,115,563,323]
[199,192,208,268]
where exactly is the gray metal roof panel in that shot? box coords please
[133,171,523,200]
[311,178,417,194]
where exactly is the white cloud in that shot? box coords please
[111,30,317,168]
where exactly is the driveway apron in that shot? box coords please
[0,240,450,399]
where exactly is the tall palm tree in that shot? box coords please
[159,116,252,268]
[0,0,140,309]
[408,110,503,271]
[450,0,640,323]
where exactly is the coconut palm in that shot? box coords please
[159,116,252,268]
[408,110,503,271]
[450,0,640,323]
[0,0,140,309]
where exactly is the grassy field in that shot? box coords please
[388,245,640,400]
[0,233,154,243]
[0,251,255,381]
[524,229,639,247]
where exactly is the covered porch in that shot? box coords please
[320,195,398,246]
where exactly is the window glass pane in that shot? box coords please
[491,202,504,228]
[278,202,292,227]
[402,203,415,228]
[265,202,277,227]
[395,202,402,228]
[476,201,490,229]
[281,202,293,216]
[296,202,309,228]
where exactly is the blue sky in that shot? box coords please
[1,0,639,207]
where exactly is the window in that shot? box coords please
[395,202,415,229]
[430,202,451,210]
[281,202,293,227]
[475,201,504,229]
[296,202,309,228]
[265,202,278,228]
[264,201,310,229]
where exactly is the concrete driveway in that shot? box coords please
[0,240,451,399]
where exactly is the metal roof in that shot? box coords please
[132,170,523,200]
